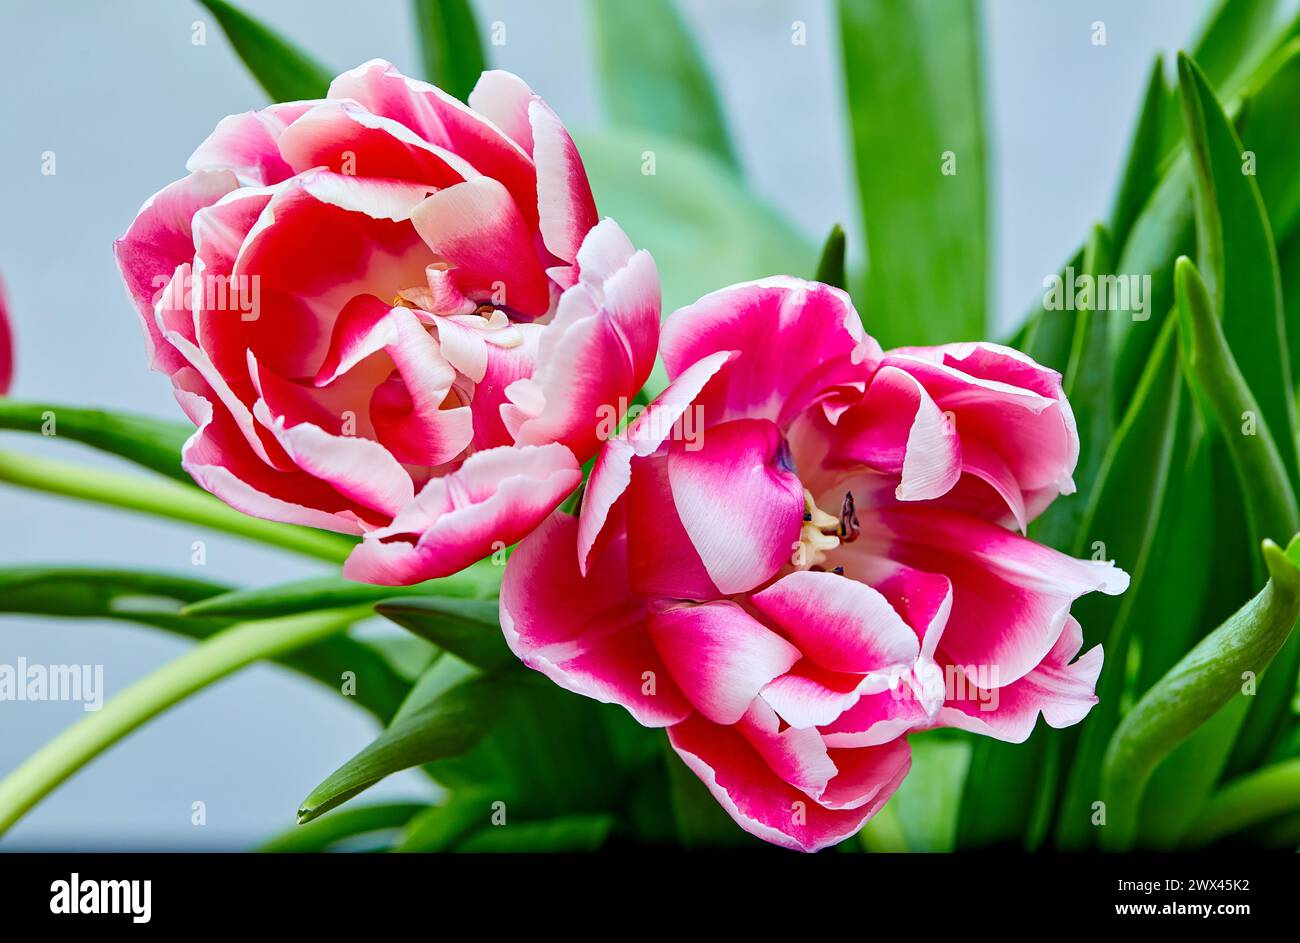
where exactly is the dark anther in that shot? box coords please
[838,491,860,543]
[803,511,813,522]
[833,566,845,576]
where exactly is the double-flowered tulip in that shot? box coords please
[115,60,658,584]
[501,277,1128,851]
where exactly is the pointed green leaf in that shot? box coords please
[1054,318,1183,848]
[411,0,486,102]
[0,401,191,484]
[297,657,506,823]
[260,802,426,852]
[1110,57,1167,250]
[590,0,736,167]
[1179,52,1298,484]
[1187,757,1300,845]
[198,0,332,102]
[182,560,499,619]
[837,0,986,347]
[814,224,847,290]
[374,596,512,670]
[1100,536,1300,849]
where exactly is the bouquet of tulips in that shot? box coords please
[3,0,1300,855]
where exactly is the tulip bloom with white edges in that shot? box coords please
[501,277,1129,852]
[115,60,659,584]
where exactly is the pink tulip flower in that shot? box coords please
[114,61,658,584]
[501,276,1128,851]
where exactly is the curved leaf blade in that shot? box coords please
[198,0,332,102]
[374,597,512,670]
[411,0,485,102]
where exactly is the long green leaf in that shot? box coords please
[590,0,736,167]
[396,790,493,852]
[297,656,504,823]
[837,0,986,347]
[374,597,512,670]
[1054,318,1183,848]
[1100,535,1300,850]
[1109,57,1167,251]
[411,0,485,102]
[260,802,427,852]
[1187,757,1300,845]
[0,401,191,484]
[198,0,333,102]
[1179,52,1298,485]
[0,566,409,721]
[182,561,500,619]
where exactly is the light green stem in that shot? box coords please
[0,606,370,839]
[0,448,356,563]
[1186,758,1300,846]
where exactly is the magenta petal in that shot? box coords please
[648,601,800,726]
[344,443,582,585]
[186,101,318,185]
[499,510,693,726]
[667,713,910,853]
[666,418,804,595]
[0,271,12,394]
[529,98,598,265]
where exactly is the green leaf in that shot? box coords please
[1110,57,1168,251]
[411,0,486,102]
[182,560,499,619]
[260,802,426,852]
[1240,39,1300,238]
[198,0,333,102]
[837,0,986,347]
[887,733,969,852]
[1187,757,1300,845]
[1100,535,1300,850]
[1174,256,1300,770]
[374,597,512,671]
[0,401,192,484]
[1030,225,1114,550]
[454,813,614,852]
[1179,52,1299,485]
[590,0,736,167]
[576,130,812,319]
[813,224,847,290]
[297,656,504,823]
[396,790,493,852]
[0,566,409,721]
[1054,318,1184,849]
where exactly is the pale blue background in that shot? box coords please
[0,0,1250,848]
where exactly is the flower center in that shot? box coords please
[796,488,859,569]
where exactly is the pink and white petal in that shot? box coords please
[227,171,436,378]
[666,418,804,596]
[345,443,582,585]
[576,349,732,573]
[467,70,537,154]
[512,245,660,460]
[648,601,801,726]
[497,508,693,726]
[625,452,721,600]
[667,713,909,852]
[660,276,878,426]
[937,615,1103,743]
[172,368,373,534]
[473,321,541,450]
[736,699,838,798]
[827,364,962,501]
[411,177,552,317]
[760,661,881,729]
[114,171,239,374]
[865,506,1127,685]
[750,570,920,674]
[819,673,943,748]
[529,98,598,264]
[328,59,538,225]
[819,739,913,811]
[185,101,319,185]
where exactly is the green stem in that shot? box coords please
[0,606,369,838]
[0,449,356,563]
[1186,758,1300,846]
